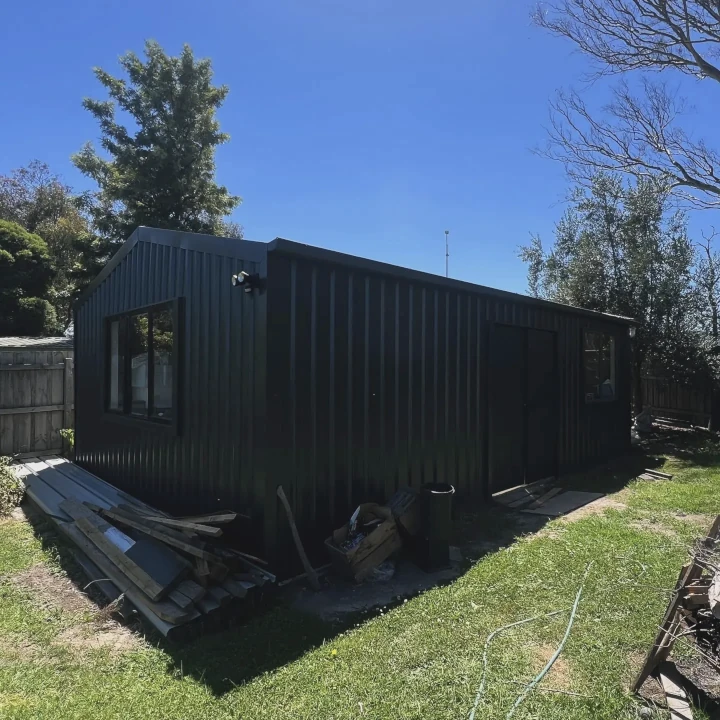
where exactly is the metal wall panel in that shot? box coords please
[266,248,632,551]
[74,228,268,553]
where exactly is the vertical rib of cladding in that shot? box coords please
[266,253,486,544]
[266,253,632,545]
[74,238,265,545]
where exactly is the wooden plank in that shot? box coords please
[207,585,232,607]
[140,515,223,537]
[0,364,66,371]
[60,499,168,601]
[507,492,543,509]
[74,517,169,601]
[0,404,67,416]
[645,469,673,480]
[659,666,694,719]
[58,521,192,626]
[168,589,195,610]
[527,487,563,509]
[12,449,63,460]
[175,580,206,603]
[178,511,243,524]
[494,477,554,505]
[633,562,692,692]
[99,507,219,561]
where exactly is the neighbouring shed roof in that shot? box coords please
[77,226,636,325]
[0,336,74,350]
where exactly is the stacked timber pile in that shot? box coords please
[16,455,274,640]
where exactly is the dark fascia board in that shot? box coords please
[267,237,636,326]
[74,227,268,309]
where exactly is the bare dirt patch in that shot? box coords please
[10,563,95,617]
[57,623,140,653]
[10,564,142,655]
[673,512,714,527]
[0,637,43,662]
[559,496,627,523]
[529,643,572,690]
[628,520,680,538]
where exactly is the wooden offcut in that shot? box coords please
[178,511,240,525]
[277,485,321,591]
[527,487,563,509]
[139,515,223,537]
[99,506,220,561]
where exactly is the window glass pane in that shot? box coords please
[128,313,149,416]
[151,308,174,420]
[584,332,615,400]
[108,320,124,411]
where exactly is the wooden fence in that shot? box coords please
[0,348,74,457]
[641,375,713,428]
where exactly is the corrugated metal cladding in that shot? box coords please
[75,228,632,571]
[74,227,271,554]
[265,245,631,555]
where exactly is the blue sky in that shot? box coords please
[0,0,714,293]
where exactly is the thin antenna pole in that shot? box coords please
[444,230,449,277]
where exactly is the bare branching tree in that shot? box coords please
[695,227,720,338]
[535,0,720,208]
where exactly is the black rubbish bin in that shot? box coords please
[418,482,455,572]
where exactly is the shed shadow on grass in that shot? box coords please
[18,426,718,696]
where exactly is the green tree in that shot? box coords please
[0,220,58,335]
[0,161,101,327]
[520,173,700,411]
[73,40,241,246]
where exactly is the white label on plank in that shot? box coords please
[103,526,135,553]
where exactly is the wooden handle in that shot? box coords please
[277,485,321,592]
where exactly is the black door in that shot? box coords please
[488,325,526,493]
[526,328,558,483]
[489,325,558,493]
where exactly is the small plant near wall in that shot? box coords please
[59,429,75,459]
[0,457,24,516]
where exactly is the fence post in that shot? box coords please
[63,357,74,437]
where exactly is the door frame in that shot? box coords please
[486,323,559,495]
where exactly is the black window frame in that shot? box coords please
[104,298,183,433]
[582,329,616,404]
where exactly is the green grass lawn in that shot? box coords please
[2,435,720,719]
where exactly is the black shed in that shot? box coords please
[74,227,633,567]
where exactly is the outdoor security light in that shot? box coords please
[231,270,261,294]
[628,326,636,338]
[231,271,250,287]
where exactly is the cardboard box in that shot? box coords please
[325,503,402,581]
